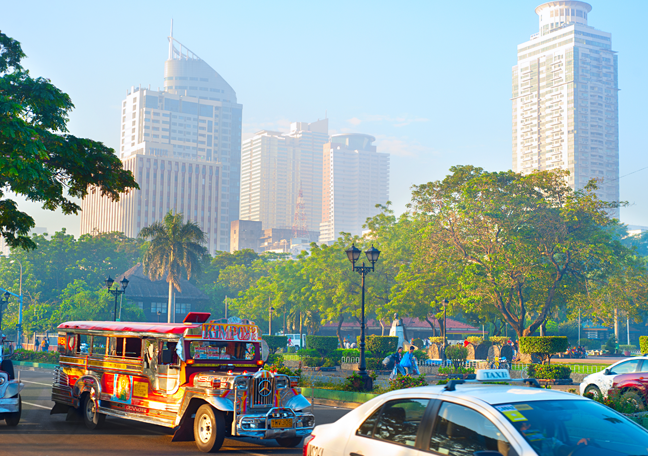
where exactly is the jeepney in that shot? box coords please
[50,313,314,453]
[0,334,23,426]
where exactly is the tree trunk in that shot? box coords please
[425,316,437,337]
[299,312,303,348]
[614,306,619,341]
[336,316,345,347]
[167,281,174,324]
[380,320,385,336]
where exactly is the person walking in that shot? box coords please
[35,336,40,351]
[388,347,405,380]
[400,346,419,377]
[42,336,49,352]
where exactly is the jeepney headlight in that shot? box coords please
[297,415,315,428]
[235,379,248,390]
[0,375,6,386]
[276,378,288,389]
[241,417,265,429]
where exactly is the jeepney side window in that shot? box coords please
[245,343,256,360]
[91,336,107,357]
[124,338,142,358]
[108,337,117,356]
[75,334,89,355]
[160,340,179,365]
[234,342,257,360]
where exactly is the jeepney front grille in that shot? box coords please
[251,377,275,408]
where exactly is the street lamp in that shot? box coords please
[0,291,10,332]
[442,299,449,364]
[105,276,129,322]
[10,259,23,348]
[345,243,381,391]
[269,305,275,335]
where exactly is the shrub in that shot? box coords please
[640,336,648,355]
[322,358,336,368]
[428,337,444,344]
[306,336,339,355]
[527,364,571,380]
[490,336,509,346]
[519,336,568,364]
[619,344,636,351]
[365,358,385,370]
[263,335,288,354]
[297,348,319,358]
[585,389,642,414]
[303,357,325,367]
[358,335,398,357]
[387,374,428,391]
[12,349,59,364]
[413,349,429,361]
[578,338,600,350]
[466,336,484,345]
[263,363,301,377]
[287,346,297,353]
[267,354,284,367]
[342,371,376,392]
[445,345,468,361]
[604,335,617,355]
[412,338,424,348]
[438,366,475,375]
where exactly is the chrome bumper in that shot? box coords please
[0,397,20,414]
[235,407,315,439]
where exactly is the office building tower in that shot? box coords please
[512,1,619,218]
[239,119,328,231]
[81,34,242,252]
[319,134,389,244]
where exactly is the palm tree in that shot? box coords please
[139,211,209,323]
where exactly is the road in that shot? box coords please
[2,369,351,456]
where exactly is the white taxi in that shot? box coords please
[579,356,648,399]
[304,370,648,456]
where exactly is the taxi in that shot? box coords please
[304,369,648,456]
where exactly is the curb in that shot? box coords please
[14,361,58,369]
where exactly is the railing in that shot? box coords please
[511,362,607,375]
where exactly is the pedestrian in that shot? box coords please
[400,346,418,377]
[388,347,405,380]
[42,337,49,352]
[35,336,40,351]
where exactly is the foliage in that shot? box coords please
[412,338,424,348]
[527,364,572,380]
[361,335,398,357]
[445,345,468,361]
[263,336,288,354]
[490,336,509,346]
[641,336,648,355]
[296,349,319,358]
[466,336,484,345]
[619,345,636,351]
[387,374,428,391]
[578,338,600,350]
[305,336,339,356]
[438,366,475,375]
[303,357,325,368]
[519,336,568,364]
[428,337,444,344]
[12,349,59,363]
[584,389,642,414]
[139,211,209,323]
[342,372,377,392]
[604,335,618,355]
[0,32,138,251]
[365,358,386,370]
[266,354,284,367]
[413,349,429,361]
[263,363,300,378]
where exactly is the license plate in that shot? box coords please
[271,418,293,429]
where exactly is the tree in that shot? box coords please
[0,33,138,251]
[139,211,209,323]
[410,165,625,337]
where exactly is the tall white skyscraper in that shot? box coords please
[239,119,328,231]
[512,1,619,217]
[319,134,389,244]
[81,35,242,252]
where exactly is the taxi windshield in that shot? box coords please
[189,340,256,361]
[497,399,648,456]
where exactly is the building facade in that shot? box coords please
[319,134,390,244]
[512,1,619,218]
[239,119,328,232]
[80,35,242,252]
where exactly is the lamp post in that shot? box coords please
[345,243,381,391]
[10,259,23,348]
[105,276,129,322]
[442,299,449,364]
[0,291,10,332]
[269,305,275,335]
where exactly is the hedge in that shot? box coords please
[640,336,648,355]
[527,364,571,380]
[519,336,568,364]
[490,336,509,346]
[429,337,444,344]
[445,345,468,361]
[305,336,339,355]
[263,336,288,354]
[356,335,398,357]
[297,348,319,358]
[11,349,59,364]
[466,337,484,345]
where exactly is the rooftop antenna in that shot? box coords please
[168,19,174,59]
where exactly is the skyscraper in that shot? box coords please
[239,119,328,231]
[81,34,242,252]
[512,1,619,217]
[319,134,389,244]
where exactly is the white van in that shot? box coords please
[281,333,303,348]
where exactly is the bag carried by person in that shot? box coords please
[382,355,391,366]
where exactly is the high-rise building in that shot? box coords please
[319,134,389,244]
[512,1,619,218]
[81,34,242,252]
[239,119,328,231]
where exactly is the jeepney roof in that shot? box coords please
[58,321,199,335]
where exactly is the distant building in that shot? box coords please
[80,33,242,253]
[239,119,328,233]
[627,225,648,237]
[512,1,619,218]
[319,317,479,340]
[230,220,263,253]
[319,134,389,244]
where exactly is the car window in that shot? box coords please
[429,402,515,456]
[609,360,640,375]
[639,360,648,373]
[357,398,430,447]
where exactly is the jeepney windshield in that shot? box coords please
[189,340,257,361]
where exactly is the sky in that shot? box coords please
[3,0,647,238]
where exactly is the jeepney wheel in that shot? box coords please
[194,404,225,453]
[276,436,303,448]
[82,390,106,430]
[5,395,21,427]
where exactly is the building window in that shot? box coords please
[151,302,167,314]
[176,303,191,314]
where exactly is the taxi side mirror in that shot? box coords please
[604,368,611,375]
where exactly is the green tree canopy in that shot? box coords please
[0,32,138,251]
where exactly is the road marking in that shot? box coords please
[23,401,51,410]
[22,380,53,387]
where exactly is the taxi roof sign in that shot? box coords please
[476,369,511,381]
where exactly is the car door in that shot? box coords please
[422,400,521,456]
[600,359,642,395]
[344,397,431,456]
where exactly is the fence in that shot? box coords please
[511,362,607,375]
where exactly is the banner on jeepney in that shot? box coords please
[201,323,260,342]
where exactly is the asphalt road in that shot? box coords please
[2,369,351,456]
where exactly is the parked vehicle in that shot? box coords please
[0,334,23,426]
[50,313,314,453]
[306,369,648,456]
[579,356,648,399]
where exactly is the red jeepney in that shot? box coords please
[51,313,313,453]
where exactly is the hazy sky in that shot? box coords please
[4,0,647,237]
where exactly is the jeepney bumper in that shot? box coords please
[0,381,24,413]
[235,407,315,439]
[0,397,20,413]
